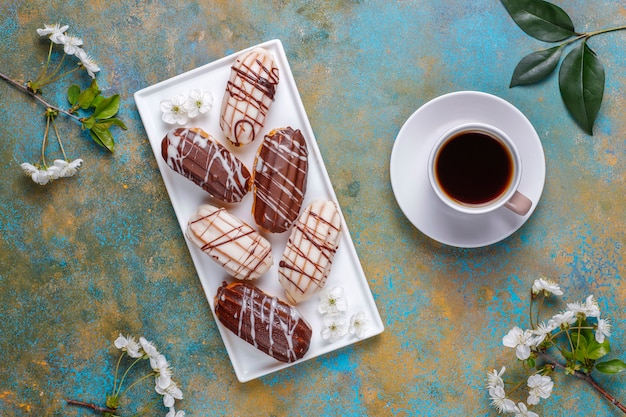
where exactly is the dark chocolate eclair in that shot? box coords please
[215,281,312,363]
[161,127,251,203]
[252,127,308,233]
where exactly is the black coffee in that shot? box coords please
[434,130,513,205]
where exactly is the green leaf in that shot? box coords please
[573,335,589,363]
[93,95,120,120]
[558,41,605,135]
[82,116,96,130]
[596,359,626,374]
[510,45,563,87]
[90,95,104,109]
[95,118,128,130]
[501,0,577,42]
[68,85,80,105]
[90,126,115,152]
[587,339,611,360]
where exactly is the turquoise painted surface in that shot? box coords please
[0,0,624,415]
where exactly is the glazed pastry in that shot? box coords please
[278,200,342,304]
[161,127,251,203]
[252,127,308,233]
[215,281,312,363]
[219,47,279,147]
[186,205,273,280]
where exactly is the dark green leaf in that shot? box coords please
[596,359,626,374]
[574,335,588,363]
[68,85,80,105]
[559,41,605,135]
[501,0,577,42]
[510,45,563,87]
[78,87,98,110]
[90,126,115,152]
[93,95,120,120]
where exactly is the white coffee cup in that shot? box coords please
[427,122,532,216]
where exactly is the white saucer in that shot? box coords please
[390,91,545,248]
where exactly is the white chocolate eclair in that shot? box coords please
[219,47,279,146]
[187,204,273,280]
[278,200,342,304]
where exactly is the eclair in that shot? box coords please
[278,200,342,304]
[220,47,279,146]
[161,127,251,203]
[215,281,312,363]
[252,127,308,233]
[186,205,273,280]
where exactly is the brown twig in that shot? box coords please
[65,399,117,414]
[538,351,626,414]
[0,71,81,122]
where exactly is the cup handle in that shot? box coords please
[505,191,532,216]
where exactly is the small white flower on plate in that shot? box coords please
[349,311,369,339]
[161,95,189,125]
[321,314,349,343]
[318,285,347,315]
[185,89,213,118]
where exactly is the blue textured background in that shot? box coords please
[0,1,625,415]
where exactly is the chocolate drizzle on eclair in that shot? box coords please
[220,47,279,146]
[215,281,312,363]
[161,127,251,203]
[278,200,342,304]
[252,127,308,233]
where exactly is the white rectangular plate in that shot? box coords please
[134,39,384,382]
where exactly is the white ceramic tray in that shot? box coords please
[134,39,384,382]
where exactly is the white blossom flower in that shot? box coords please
[318,285,348,315]
[502,326,534,360]
[531,321,558,345]
[75,48,100,78]
[349,311,369,339]
[139,337,160,359]
[515,402,538,417]
[184,89,213,118]
[151,354,173,390]
[531,278,563,296]
[320,314,349,343]
[60,34,84,56]
[488,385,517,413]
[156,380,183,408]
[36,23,68,44]
[567,295,601,319]
[596,318,612,344]
[114,334,143,358]
[549,310,577,329]
[51,158,83,178]
[487,366,506,390]
[166,407,185,417]
[526,374,553,405]
[21,162,53,185]
[161,95,189,125]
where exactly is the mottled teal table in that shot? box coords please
[1,1,625,416]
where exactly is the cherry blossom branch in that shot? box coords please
[538,351,626,414]
[65,399,118,414]
[0,71,81,123]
